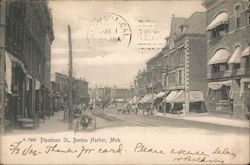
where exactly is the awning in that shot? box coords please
[165,91,178,102]
[6,51,27,74]
[242,46,250,57]
[241,78,250,83]
[206,12,228,31]
[165,90,204,103]
[140,94,155,104]
[155,91,166,98]
[129,96,139,104]
[35,80,41,90]
[5,52,12,94]
[116,99,124,102]
[208,80,232,90]
[189,91,204,102]
[174,90,185,103]
[208,49,230,65]
[228,47,241,64]
[174,91,204,103]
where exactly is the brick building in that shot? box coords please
[163,13,207,114]
[203,0,250,118]
[146,52,164,94]
[54,72,89,107]
[4,0,54,128]
[111,87,132,101]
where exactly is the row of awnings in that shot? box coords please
[208,78,250,90]
[208,46,250,65]
[139,90,204,104]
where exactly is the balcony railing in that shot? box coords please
[207,67,250,80]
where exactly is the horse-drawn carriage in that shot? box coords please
[73,111,96,132]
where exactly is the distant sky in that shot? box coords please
[49,0,205,88]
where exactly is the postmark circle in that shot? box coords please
[87,13,132,48]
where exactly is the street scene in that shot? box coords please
[0,0,249,164]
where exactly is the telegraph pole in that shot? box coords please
[0,0,6,134]
[68,25,73,129]
[163,66,168,116]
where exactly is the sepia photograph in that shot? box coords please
[0,0,249,164]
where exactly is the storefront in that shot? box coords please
[155,91,169,112]
[5,51,27,127]
[208,80,234,114]
[165,90,205,114]
[139,94,155,109]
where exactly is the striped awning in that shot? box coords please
[165,91,178,102]
[208,80,232,90]
[165,90,204,103]
[206,12,228,31]
[208,49,230,65]
[155,91,167,98]
[228,47,241,64]
[5,52,12,94]
[242,46,250,57]
[35,80,41,90]
[140,94,155,104]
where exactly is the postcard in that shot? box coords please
[0,0,249,164]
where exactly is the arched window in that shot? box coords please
[235,5,241,29]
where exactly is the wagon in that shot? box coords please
[73,112,96,132]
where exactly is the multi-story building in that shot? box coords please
[4,0,54,128]
[146,52,164,94]
[53,72,68,100]
[162,13,207,114]
[136,69,149,98]
[74,78,89,106]
[203,0,250,118]
[54,72,89,106]
[111,87,132,101]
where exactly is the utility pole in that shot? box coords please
[0,0,6,134]
[68,25,73,129]
[163,66,168,116]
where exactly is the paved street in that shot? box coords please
[7,107,249,135]
[91,108,249,135]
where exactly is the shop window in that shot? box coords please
[235,5,241,29]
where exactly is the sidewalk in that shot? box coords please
[6,111,69,135]
[152,111,250,129]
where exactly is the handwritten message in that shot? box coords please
[7,136,239,164]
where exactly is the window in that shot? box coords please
[233,63,240,70]
[212,64,228,73]
[235,5,241,29]
[178,70,184,85]
[246,57,250,68]
[212,64,220,73]
[248,9,250,25]
[38,63,41,75]
[210,24,228,40]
